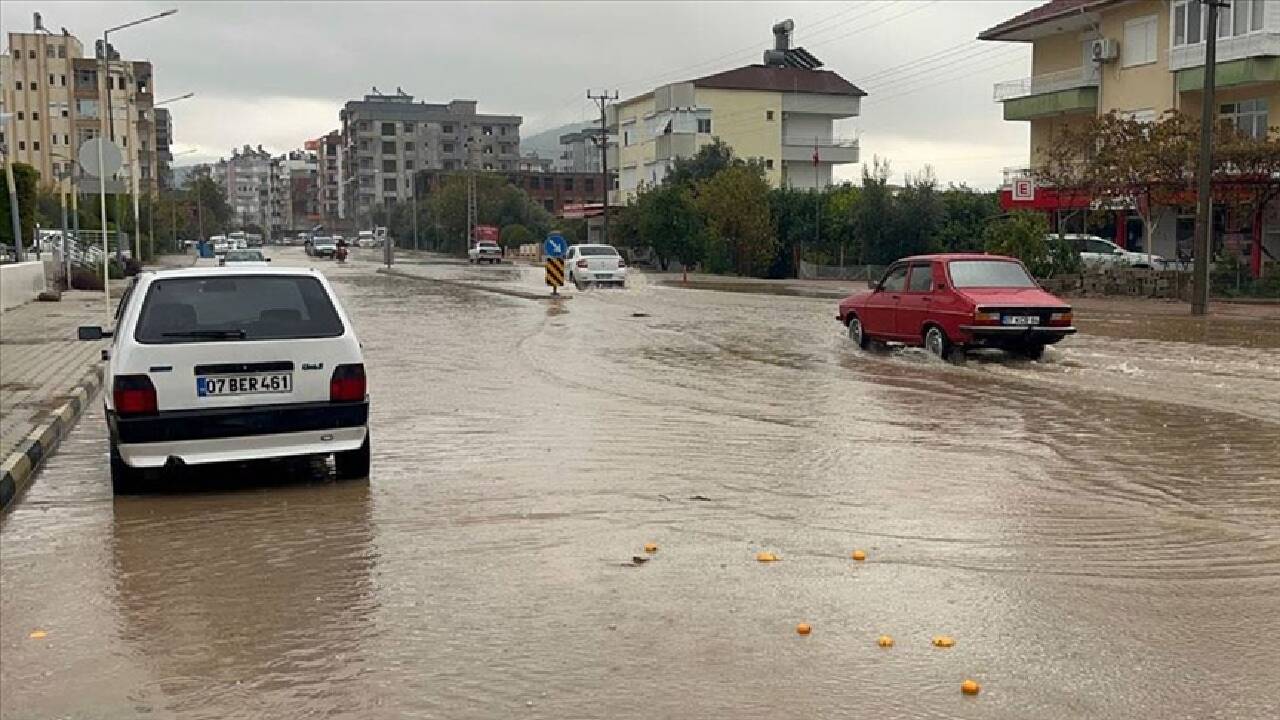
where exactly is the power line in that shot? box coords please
[862,49,1025,107]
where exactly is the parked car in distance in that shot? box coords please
[311,236,337,259]
[76,267,370,492]
[210,235,230,255]
[566,244,627,289]
[357,230,374,248]
[220,249,270,267]
[468,241,503,264]
[1055,233,1166,269]
[837,253,1075,362]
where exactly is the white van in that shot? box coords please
[79,267,370,492]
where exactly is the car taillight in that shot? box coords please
[576,259,588,269]
[113,375,158,416]
[1049,311,1073,326]
[330,363,366,402]
[973,310,1001,325]
[617,258,627,268]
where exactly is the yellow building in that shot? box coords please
[608,21,864,204]
[981,0,1280,267]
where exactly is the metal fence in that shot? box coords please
[798,261,886,281]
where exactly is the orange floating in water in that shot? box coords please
[932,635,956,648]
[877,635,894,648]
[851,550,867,561]
[756,551,780,562]
[796,623,812,636]
[961,679,981,695]
[643,543,658,553]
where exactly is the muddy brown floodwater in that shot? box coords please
[3,249,1278,719]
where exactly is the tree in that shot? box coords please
[667,138,739,187]
[500,223,534,250]
[428,172,551,254]
[936,184,998,253]
[983,210,1052,276]
[637,182,705,271]
[890,167,944,258]
[696,164,774,276]
[1,162,40,247]
[185,176,232,236]
[857,157,895,265]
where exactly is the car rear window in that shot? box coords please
[225,250,263,261]
[578,246,619,256]
[134,275,345,343]
[948,260,1037,288]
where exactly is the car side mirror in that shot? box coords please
[265,258,272,262]
[77,325,112,340]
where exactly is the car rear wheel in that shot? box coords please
[109,439,147,494]
[925,326,965,364]
[335,435,371,480]
[1019,343,1046,361]
[847,315,870,350]
[573,274,585,291]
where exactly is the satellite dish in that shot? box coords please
[78,138,123,178]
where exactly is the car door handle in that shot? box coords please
[890,295,901,300]
[922,296,932,302]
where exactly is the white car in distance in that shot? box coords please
[468,241,502,264]
[77,267,371,493]
[1055,234,1167,269]
[220,249,270,267]
[566,244,627,289]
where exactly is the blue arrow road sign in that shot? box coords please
[544,233,567,259]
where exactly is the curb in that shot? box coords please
[0,362,105,513]
[377,267,572,302]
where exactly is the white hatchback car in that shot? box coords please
[79,267,370,493]
[565,244,627,289]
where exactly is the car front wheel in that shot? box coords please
[847,315,870,350]
[925,326,964,364]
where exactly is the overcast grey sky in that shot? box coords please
[2,0,1040,188]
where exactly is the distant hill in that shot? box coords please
[521,122,595,161]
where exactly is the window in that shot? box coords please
[134,276,344,344]
[1221,98,1269,138]
[1124,108,1156,123]
[542,176,554,189]
[32,141,40,151]
[59,74,65,87]
[879,265,908,292]
[404,141,415,152]
[1175,0,1263,46]
[585,177,595,192]
[381,122,396,136]
[16,111,23,120]
[564,177,575,191]
[765,158,775,170]
[697,118,712,134]
[483,163,494,170]
[381,141,396,154]
[443,142,455,153]
[32,111,39,121]
[442,123,454,134]
[57,45,65,59]
[500,126,508,136]
[77,99,98,117]
[443,160,457,170]
[30,80,38,91]
[482,125,493,136]
[403,122,413,133]
[405,159,414,170]
[51,134,58,146]
[46,45,55,58]
[948,260,1037,288]
[63,134,69,145]
[18,141,25,150]
[766,110,775,121]
[1124,16,1157,66]
[15,81,22,90]
[483,145,494,154]
[383,178,398,191]
[623,130,631,146]
[543,199,554,212]
[28,50,35,59]
[383,159,397,172]
[50,73,55,85]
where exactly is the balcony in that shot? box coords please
[781,137,859,165]
[1169,30,1280,72]
[1175,56,1280,93]
[993,67,1099,121]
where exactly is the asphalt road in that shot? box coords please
[2,248,1278,719]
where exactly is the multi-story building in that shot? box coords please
[1,25,84,192]
[314,130,343,224]
[280,149,318,231]
[557,127,604,173]
[339,89,521,220]
[518,152,554,173]
[608,20,864,203]
[155,107,173,189]
[982,0,1280,273]
[221,145,287,236]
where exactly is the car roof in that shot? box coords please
[569,243,618,250]
[139,266,323,281]
[897,253,1019,262]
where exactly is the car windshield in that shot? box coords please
[948,260,1037,288]
[225,250,264,262]
[134,275,344,343]
[578,246,619,256]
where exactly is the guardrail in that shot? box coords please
[993,66,1098,102]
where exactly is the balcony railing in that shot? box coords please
[781,136,859,149]
[993,66,1099,102]
[1169,31,1280,71]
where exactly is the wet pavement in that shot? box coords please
[2,248,1278,719]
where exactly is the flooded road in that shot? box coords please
[3,249,1278,719]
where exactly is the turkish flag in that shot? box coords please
[813,147,820,166]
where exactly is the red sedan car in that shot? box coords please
[837,253,1075,362]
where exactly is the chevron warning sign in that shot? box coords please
[545,257,565,290]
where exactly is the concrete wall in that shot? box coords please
[1,261,48,311]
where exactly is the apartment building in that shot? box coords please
[608,20,864,203]
[557,127,604,173]
[155,107,173,189]
[220,145,288,236]
[339,89,521,220]
[280,149,318,230]
[982,0,1280,271]
[1,26,83,191]
[313,130,343,223]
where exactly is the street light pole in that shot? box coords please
[1192,1,1227,316]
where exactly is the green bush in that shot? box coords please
[1212,253,1280,297]
[983,211,1051,276]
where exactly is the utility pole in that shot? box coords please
[411,171,420,251]
[588,90,618,244]
[1192,0,1228,316]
